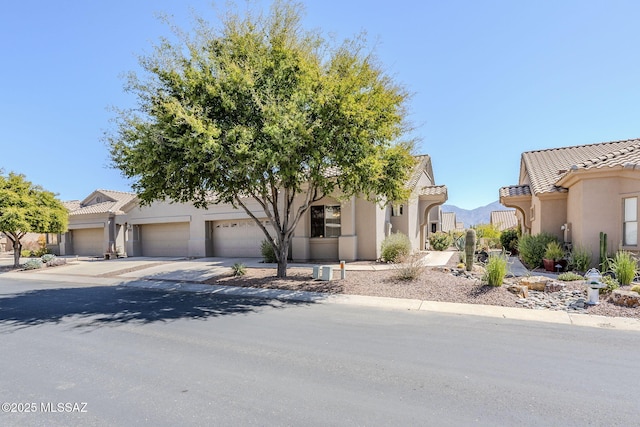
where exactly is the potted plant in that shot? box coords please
[543,241,566,272]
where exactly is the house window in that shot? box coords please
[311,205,341,238]
[46,233,59,245]
[623,197,637,246]
[392,204,404,217]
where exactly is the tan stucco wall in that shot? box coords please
[537,194,567,241]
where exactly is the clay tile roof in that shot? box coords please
[418,185,447,196]
[499,185,531,198]
[67,190,137,216]
[406,154,432,188]
[522,138,640,194]
[490,210,518,231]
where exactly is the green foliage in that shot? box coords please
[608,251,638,286]
[381,233,412,262]
[0,172,68,267]
[599,275,620,295]
[231,262,247,277]
[570,245,592,272]
[465,229,476,272]
[474,224,501,249]
[544,241,564,261]
[41,254,56,263]
[20,249,33,258]
[260,239,277,263]
[557,272,584,281]
[499,229,520,255]
[482,253,508,286]
[428,232,451,251]
[517,232,558,269]
[393,253,426,281]
[106,0,414,277]
[22,258,43,270]
[630,285,640,294]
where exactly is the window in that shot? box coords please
[46,233,59,245]
[311,205,341,238]
[623,197,637,246]
[391,204,404,217]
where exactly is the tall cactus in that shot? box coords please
[599,232,608,272]
[465,229,476,272]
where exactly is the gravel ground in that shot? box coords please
[207,257,640,319]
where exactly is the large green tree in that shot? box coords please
[0,172,68,267]
[108,0,415,277]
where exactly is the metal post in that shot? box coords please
[340,260,346,279]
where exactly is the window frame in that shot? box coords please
[623,197,638,246]
[310,205,341,238]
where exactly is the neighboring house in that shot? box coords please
[441,211,463,233]
[54,155,448,261]
[490,210,518,231]
[499,138,640,262]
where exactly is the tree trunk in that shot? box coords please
[276,241,289,278]
[13,240,21,268]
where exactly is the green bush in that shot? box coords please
[558,272,584,281]
[393,253,426,281]
[630,284,640,294]
[599,275,620,295]
[22,259,43,270]
[482,253,508,286]
[518,232,558,269]
[428,232,452,251]
[381,233,412,262]
[544,241,564,260]
[609,251,638,286]
[474,224,501,249]
[20,249,33,258]
[41,254,56,263]
[260,239,277,263]
[231,262,247,276]
[499,229,520,255]
[570,245,592,272]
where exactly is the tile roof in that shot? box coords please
[418,185,447,197]
[67,190,137,216]
[499,185,531,198]
[490,210,518,231]
[522,138,640,194]
[406,154,433,188]
[441,211,456,232]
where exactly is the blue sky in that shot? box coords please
[2,0,639,210]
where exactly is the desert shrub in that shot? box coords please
[428,232,451,251]
[558,272,584,281]
[260,239,277,263]
[518,232,558,269]
[474,224,501,249]
[381,233,412,262]
[231,262,247,276]
[20,249,33,258]
[22,259,43,270]
[630,285,640,294]
[609,251,638,286]
[41,253,56,263]
[393,253,426,281]
[599,275,619,295]
[45,258,67,267]
[499,229,520,255]
[570,245,592,272]
[482,253,508,286]
[544,241,564,260]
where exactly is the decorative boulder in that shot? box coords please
[544,281,566,293]
[507,284,529,298]
[519,276,549,291]
[610,290,640,308]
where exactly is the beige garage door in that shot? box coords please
[212,219,270,257]
[140,222,189,257]
[72,228,104,256]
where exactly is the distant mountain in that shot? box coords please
[442,201,514,227]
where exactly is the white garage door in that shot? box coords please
[140,222,189,257]
[212,219,270,257]
[72,228,104,256]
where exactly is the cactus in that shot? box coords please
[599,232,608,272]
[465,229,476,272]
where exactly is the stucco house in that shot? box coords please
[51,155,447,261]
[499,138,640,263]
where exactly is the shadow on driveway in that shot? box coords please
[0,285,311,332]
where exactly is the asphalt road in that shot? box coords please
[0,277,638,426]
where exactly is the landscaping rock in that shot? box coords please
[610,290,640,308]
[519,276,549,291]
[507,284,528,298]
[544,281,565,293]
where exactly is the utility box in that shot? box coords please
[312,265,320,279]
[321,265,333,281]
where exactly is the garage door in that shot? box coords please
[212,219,271,257]
[72,228,104,256]
[140,222,189,257]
